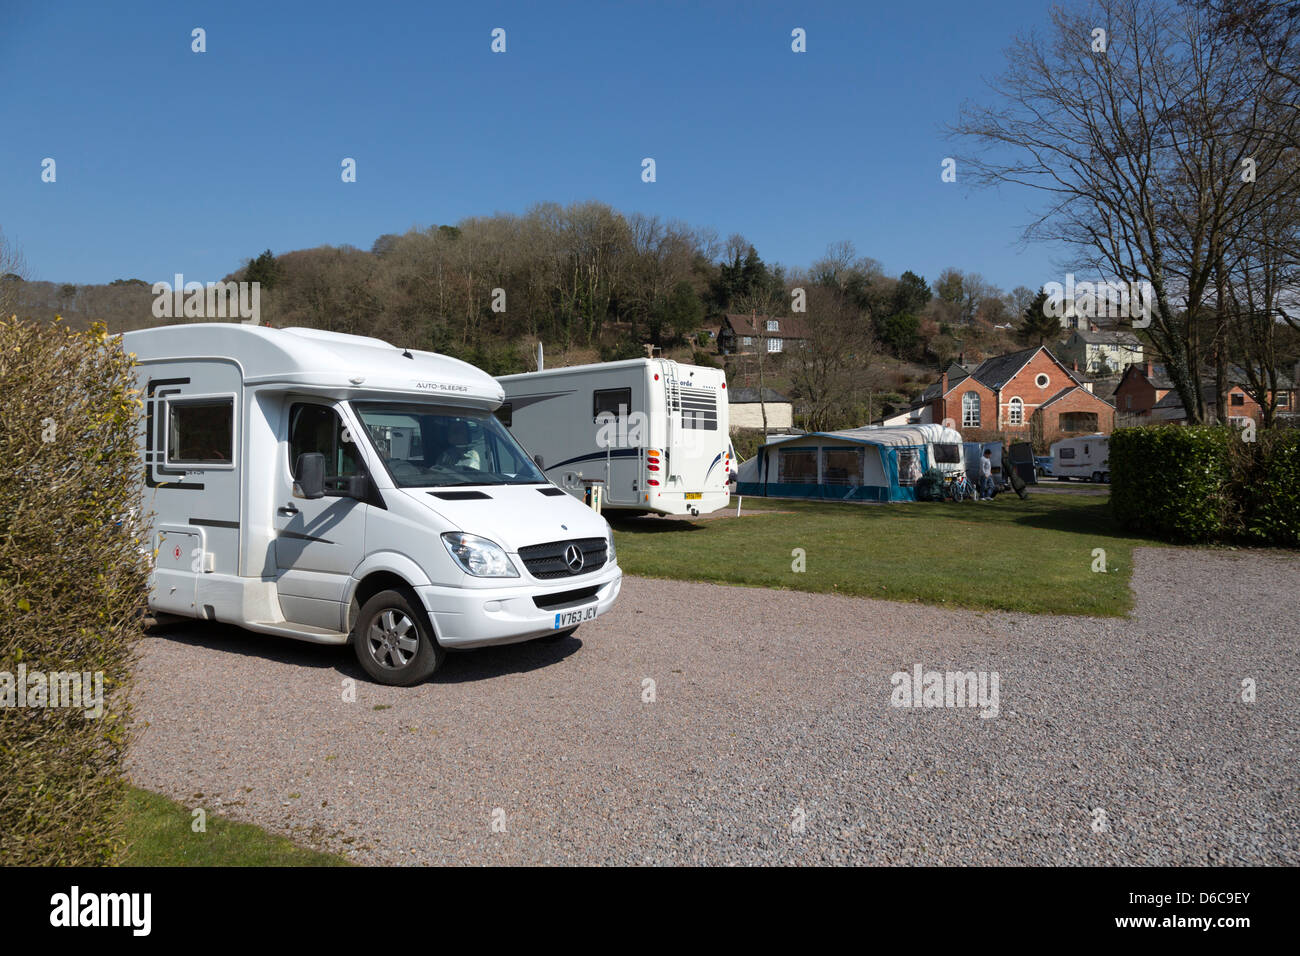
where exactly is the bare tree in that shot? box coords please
[954,0,1300,423]
[0,228,28,316]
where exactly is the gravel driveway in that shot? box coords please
[128,547,1299,865]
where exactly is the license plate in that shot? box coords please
[554,604,598,629]
[684,492,702,500]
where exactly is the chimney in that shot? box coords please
[1145,360,1152,378]
[1073,360,1079,372]
[941,369,949,395]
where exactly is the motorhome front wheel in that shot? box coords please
[353,589,445,686]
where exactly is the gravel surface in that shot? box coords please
[128,546,1299,865]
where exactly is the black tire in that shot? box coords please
[352,589,444,686]
[1091,471,1103,483]
[538,626,578,644]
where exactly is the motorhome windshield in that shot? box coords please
[351,402,546,488]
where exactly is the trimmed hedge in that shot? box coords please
[1230,429,1300,547]
[0,317,150,865]
[1110,425,1300,546]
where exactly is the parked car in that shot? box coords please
[1034,455,1054,478]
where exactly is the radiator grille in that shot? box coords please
[517,537,607,579]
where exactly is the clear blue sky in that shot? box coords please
[1,0,1068,293]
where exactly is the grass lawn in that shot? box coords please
[122,786,349,866]
[612,494,1162,617]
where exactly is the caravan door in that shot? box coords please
[593,382,642,505]
[272,401,369,631]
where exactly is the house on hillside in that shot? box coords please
[728,387,794,432]
[882,346,1116,441]
[718,314,809,355]
[1057,329,1144,376]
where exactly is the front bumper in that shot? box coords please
[415,562,622,649]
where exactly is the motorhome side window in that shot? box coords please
[288,404,360,492]
[167,398,234,465]
[494,403,512,427]
[593,388,631,421]
[1059,447,1076,459]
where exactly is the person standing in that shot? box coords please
[979,448,995,500]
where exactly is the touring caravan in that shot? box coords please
[122,324,622,686]
[1051,433,1110,482]
[497,359,732,516]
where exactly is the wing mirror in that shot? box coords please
[293,453,327,500]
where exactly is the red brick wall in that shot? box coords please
[997,351,1076,434]
[935,379,996,435]
[1038,388,1116,436]
[1114,374,1158,416]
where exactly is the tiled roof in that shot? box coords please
[723,313,810,339]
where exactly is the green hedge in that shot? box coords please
[0,317,150,865]
[1110,425,1300,546]
[1230,429,1300,547]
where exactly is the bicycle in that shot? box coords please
[944,472,974,502]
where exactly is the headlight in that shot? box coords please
[441,533,519,577]
[606,527,616,564]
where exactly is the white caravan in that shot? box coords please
[1051,433,1110,482]
[496,359,732,517]
[123,324,622,686]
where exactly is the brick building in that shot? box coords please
[885,346,1116,445]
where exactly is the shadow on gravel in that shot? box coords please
[145,619,583,686]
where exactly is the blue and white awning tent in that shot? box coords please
[734,424,965,503]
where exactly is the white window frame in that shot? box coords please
[766,319,779,332]
[1035,373,1050,388]
[767,337,783,353]
[164,392,238,470]
[962,391,980,428]
[1008,396,1024,425]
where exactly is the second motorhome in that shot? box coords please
[497,359,732,516]
[123,324,622,686]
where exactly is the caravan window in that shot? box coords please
[289,404,362,492]
[896,448,920,485]
[777,448,818,484]
[593,388,631,422]
[932,443,962,464]
[167,398,234,465]
[1059,447,1076,459]
[821,447,863,486]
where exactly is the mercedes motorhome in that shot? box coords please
[123,324,622,685]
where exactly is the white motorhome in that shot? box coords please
[123,324,622,686]
[1051,433,1110,482]
[496,359,732,517]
